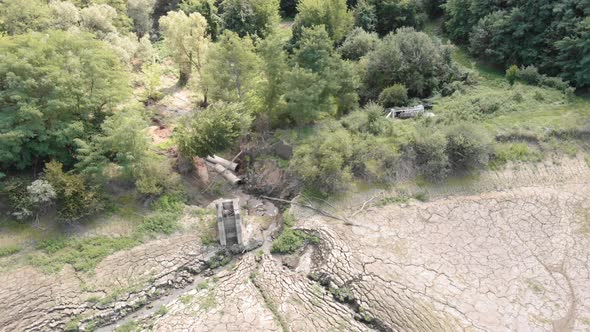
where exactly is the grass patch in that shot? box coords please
[155,305,168,316]
[196,216,217,246]
[29,236,140,273]
[271,212,320,254]
[115,320,139,332]
[179,294,194,305]
[196,281,209,290]
[491,142,544,168]
[0,245,22,257]
[198,288,217,311]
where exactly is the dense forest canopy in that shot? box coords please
[444,0,590,87]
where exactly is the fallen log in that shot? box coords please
[207,162,242,186]
[206,155,239,172]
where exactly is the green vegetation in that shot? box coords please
[271,212,320,254]
[0,245,21,257]
[115,320,139,332]
[443,0,590,88]
[29,236,140,273]
[0,0,587,286]
[176,102,252,158]
[155,305,168,316]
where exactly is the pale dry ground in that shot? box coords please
[150,156,590,332]
[0,210,221,331]
[1,157,590,331]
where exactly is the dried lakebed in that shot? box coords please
[1,157,590,331]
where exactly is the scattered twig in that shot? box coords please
[261,195,354,225]
[350,192,383,218]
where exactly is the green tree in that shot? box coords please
[0,0,50,35]
[363,27,457,99]
[127,0,156,36]
[80,4,119,36]
[373,0,426,35]
[26,180,57,226]
[338,27,379,60]
[281,67,335,125]
[288,25,359,120]
[202,31,261,103]
[292,0,354,43]
[180,0,223,40]
[0,31,129,170]
[354,0,377,32]
[444,0,590,88]
[220,0,280,38]
[176,102,252,158]
[48,1,81,31]
[255,33,289,124]
[159,11,210,87]
[76,107,178,195]
[378,83,408,107]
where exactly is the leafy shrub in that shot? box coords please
[516,65,541,85]
[413,131,450,181]
[491,142,543,168]
[378,83,409,107]
[1,178,33,220]
[506,65,518,86]
[271,228,305,254]
[516,65,571,92]
[176,102,252,158]
[445,124,491,171]
[140,211,179,235]
[338,27,379,60]
[413,123,491,180]
[43,161,104,223]
[290,128,354,194]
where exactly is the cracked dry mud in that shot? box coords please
[149,158,590,332]
[2,158,590,331]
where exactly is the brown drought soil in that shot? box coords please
[2,156,590,331]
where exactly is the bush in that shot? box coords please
[413,123,492,181]
[413,131,450,181]
[140,211,179,235]
[506,65,518,86]
[176,102,252,158]
[338,27,379,60]
[1,178,33,220]
[445,124,491,172]
[290,128,354,194]
[378,83,409,107]
[363,27,459,99]
[43,161,104,223]
[271,228,306,254]
[516,65,541,85]
[516,65,571,92]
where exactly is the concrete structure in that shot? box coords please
[216,199,243,246]
[385,104,426,119]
